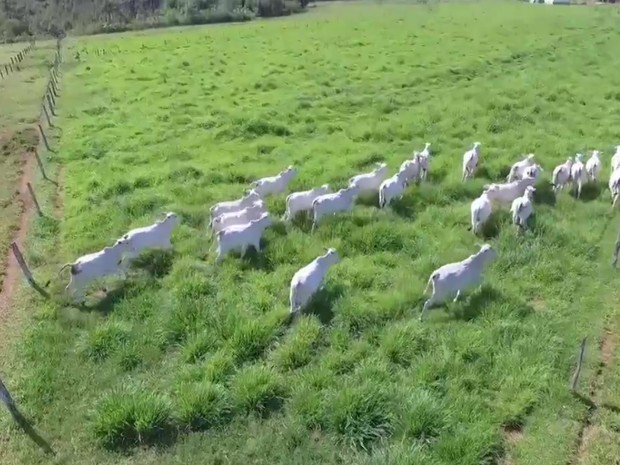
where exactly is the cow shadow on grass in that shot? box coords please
[356,193,380,209]
[391,196,416,220]
[451,286,535,322]
[427,168,447,184]
[534,181,556,207]
[450,286,504,321]
[85,282,134,315]
[304,283,344,325]
[288,212,313,232]
[128,249,175,279]
[239,241,275,272]
[468,211,503,240]
[284,283,344,327]
[570,182,602,202]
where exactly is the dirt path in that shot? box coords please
[0,137,38,349]
[572,326,616,464]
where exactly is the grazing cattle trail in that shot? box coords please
[0,133,38,350]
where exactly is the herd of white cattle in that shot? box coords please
[54,143,620,320]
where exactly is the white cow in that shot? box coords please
[420,244,497,321]
[506,154,536,182]
[57,238,131,302]
[400,153,422,184]
[523,163,543,181]
[312,185,360,231]
[212,201,266,234]
[379,167,409,208]
[462,142,481,181]
[418,142,432,181]
[468,186,500,235]
[289,248,340,314]
[483,176,536,206]
[571,153,586,199]
[348,163,389,193]
[214,213,273,263]
[608,167,620,208]
[209,190,261,226]
[284,184,332,221]
[551,158,573,193]
[511,185,536,230]
[120,212,180,266]
[251,165,297,197]
[611,146,620,173]
[585,150,602,182]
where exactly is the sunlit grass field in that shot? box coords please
[4,2,620,464]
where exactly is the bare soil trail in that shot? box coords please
[0,128,39,349]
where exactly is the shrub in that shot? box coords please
[177,382,232,431]
[93,387,175,449]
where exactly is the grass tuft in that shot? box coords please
[93,387,176,450]
[177,382,232,431]
[232,365,287,417]
[322,382,396,450]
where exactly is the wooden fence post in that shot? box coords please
[26,183,43,217]
[49,79,58,97]
[42,104,53,127]
[10,242,35,286]
[33,149,49,181]
[38,124,50,151]
[571,337,587,392]
[10,242,49,297]
[46,94,56,116]
[0,375,55,455]
[0,376,16,411]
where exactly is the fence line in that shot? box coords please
[0,40,36,80]
[0,37,63,455]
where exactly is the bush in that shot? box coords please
[93,387,175,449]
